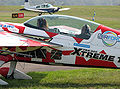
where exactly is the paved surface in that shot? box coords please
[3,62,81,73]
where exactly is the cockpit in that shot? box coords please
[36,3,53,8]
[24,15,100,39]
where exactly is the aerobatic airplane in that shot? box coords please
[20,0,70,15]
[0,14,120,85]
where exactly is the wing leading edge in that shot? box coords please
[0,31,62,47]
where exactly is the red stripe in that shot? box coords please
[62,50,74,55]
[75,56,117,68]
[8,47,16,51]
[73,37,83,43]
[5,23,25,33]
[99,50,106,54]
[0,67,9,77]
[0,55,13,62]
[46,31,58,38]
[94,25,120,35]
[2,27,11,32]
[19,46,28,51]
[42,52,55,63]
[94,25,102,32]
[14,55,31,61]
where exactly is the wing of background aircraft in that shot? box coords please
[59,8,70,11]
[25,7,70,12]
[24,8,47,12]
[20,7,70,15]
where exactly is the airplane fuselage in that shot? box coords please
[0,15,120,68]
[21,2,60,14]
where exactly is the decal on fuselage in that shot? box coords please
[0,24,14,28]
[71,47,117,62]
[74,43,90,48]
[98,31,120,47]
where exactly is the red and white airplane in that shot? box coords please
[0,14,120,85]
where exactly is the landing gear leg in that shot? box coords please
[5,61,32,79]
[6,61,17,79]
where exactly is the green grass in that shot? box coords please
[0,5,120,88]
[57,6,120,29]
[0,6,120,29]
[1,68,120,89]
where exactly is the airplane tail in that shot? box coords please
[53,7,61,13]
[24,0,30,8]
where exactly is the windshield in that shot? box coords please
[40,3,53,8]
[24,15,100,39]
[47,4,53,7]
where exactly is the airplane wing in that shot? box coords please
[59,8,70,11]
[25,8,47,13]
[0,31,62,67]
[0,31,62,47]
[0,31,64,85]
[22,8,70,13]
[0,31,63,85]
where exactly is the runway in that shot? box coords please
[2,62,81,73]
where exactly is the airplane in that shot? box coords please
[20,0,70,15]
[0,14,120,85]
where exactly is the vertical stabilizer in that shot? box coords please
[24,0,30,8]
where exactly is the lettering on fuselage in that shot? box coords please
[0,24,14,28]
[71,47,117,62]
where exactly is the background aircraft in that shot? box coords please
[20,0,70,15]
[0,15,120,85]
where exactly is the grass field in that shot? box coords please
[0,5,120,89]
[0,6,120,29]
[1,68,120,89]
